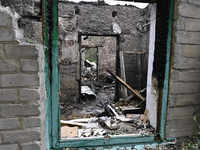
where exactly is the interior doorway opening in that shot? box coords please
[79,35,117,105]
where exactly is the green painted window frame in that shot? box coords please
[44,0,174,149]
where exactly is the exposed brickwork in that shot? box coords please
[0,6,46,150]
[166,0,200,138]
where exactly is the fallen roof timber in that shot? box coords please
[107,70,145,101]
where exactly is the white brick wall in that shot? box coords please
[0,6,46,150]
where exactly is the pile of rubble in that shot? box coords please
[60,60,154,138]
[61,112,154,138]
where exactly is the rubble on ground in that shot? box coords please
[60,62,154,139]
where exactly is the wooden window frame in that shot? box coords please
[44,0,174,149]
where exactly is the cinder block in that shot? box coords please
[5,45,38,58]
[21,142,41,150]
[179,71,200,82]
[185,18,200,31]
[166,127,195,138]
[0,118,20,130]
[169,94,199,106]
[23,117,41,128]
[182,45,200,58]
[0,74,39,87]
[166,117,195,130]
[178,94,200,106]
[21,59,39,72]
[0,89,17,101]
[170,70,179,82]
[173,57,200,69]
[170,82,199,94]
[188,0,200,5]
[2,130,41,143]
[0,11,17,28]
[0,60,18,72]
[0,104,40,117]
[0,29,16,42]
[0,144,18,150]
[176,17,185,31]
[179,4,200,19]
[177,32,200,44]
[168,106,195,120]
[19,88,40,101]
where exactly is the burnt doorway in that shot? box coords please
[79,34,118,112]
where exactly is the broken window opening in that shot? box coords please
[49,0,174,148]
[59,29,154,139]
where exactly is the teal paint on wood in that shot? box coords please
[160,0,174,139]
[57,136,155,148]
[43,0,52,149]
[46,1,174,149]
[51,0,60,148]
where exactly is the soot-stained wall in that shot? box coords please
[58,1,150,102]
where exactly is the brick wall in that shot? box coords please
[166,0,200,138]
[98,37,117,75]
[0,6,46,150]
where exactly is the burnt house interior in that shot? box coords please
[58,0,171,139]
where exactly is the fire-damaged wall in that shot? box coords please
[58,1,150,103]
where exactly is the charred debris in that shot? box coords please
[60,66,154,138]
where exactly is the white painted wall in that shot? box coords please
[146,4,158,129]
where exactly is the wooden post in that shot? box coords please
[119,51,128,98]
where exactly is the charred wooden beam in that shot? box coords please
[122,107,145,115]
[107,70,145,101]
[99,100,114,117]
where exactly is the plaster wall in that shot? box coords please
[146,4,157,129]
